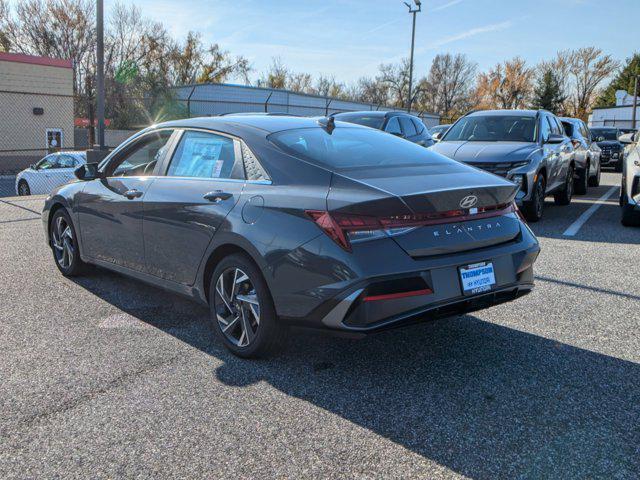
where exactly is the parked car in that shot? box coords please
[560,117,601,194]
[331,111,434,147]
[620,131,640,226]
[16,151,86,196]
[430,124,451,141]
[42,115,540,358]
[430,110,575,222]
[590,127,624,172]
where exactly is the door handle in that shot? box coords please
[203,190,233,203]
[124,189,143,199]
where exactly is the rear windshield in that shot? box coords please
[333,114,385,129]
[591,129,618,141]
[268,126,437,170]
[443,115,537,142]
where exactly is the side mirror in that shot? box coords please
[546,134,564,144]
[74,162,102,181]
[619,133,634,144]
[432,131,442,141]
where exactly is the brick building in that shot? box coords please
[0,52,74,173]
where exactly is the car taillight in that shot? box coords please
[306,203,517,251]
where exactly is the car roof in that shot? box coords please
[52,151,86,157]
[333,110,416,119]
[559,117,582,124]
[467,109,540,117]
[157,115,362,135]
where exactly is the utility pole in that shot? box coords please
[96,0,105,150]
[632,74,639,130]
[405,0,421,113]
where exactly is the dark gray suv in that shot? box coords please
[42,116,539,358]
[332,111,435,147]
[430,110,576,222]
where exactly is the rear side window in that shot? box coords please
[412,118,425,134]
[334,114,384,129]
[269,126,445,171]
[384,117,402,135]
[167,131,241,179]
[399,117,417,136]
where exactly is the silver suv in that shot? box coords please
[430,110,575,222]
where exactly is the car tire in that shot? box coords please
[554,165,574,206]
[209,253,287,358]
[574,165,588,195]
[17,180,31,196]
[588,161,601,187]
[49,208,87,276]
[521,175,545,222]
[621,192,640,227]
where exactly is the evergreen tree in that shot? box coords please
[531,69,566,113]
[595,53,640,107]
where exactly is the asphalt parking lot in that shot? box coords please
[0,172,638,479]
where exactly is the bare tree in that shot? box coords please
[378,59,411,108]
[420,53,476,118]
[287,72,313,93]
[350,76,390,106]
[314,75,345,98]
[197,44,251,84]
[258,57,289,89]
[475,57,534,110]
[567,47,619,120]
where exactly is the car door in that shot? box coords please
[542,116,564,191]
[35,154,65,194]
[412,118,434,147]
[142,129,245,285]
[54,154,79,187]
[552,116,574,186]
[77,129,175,271]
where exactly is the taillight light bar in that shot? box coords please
[306,202,518,251]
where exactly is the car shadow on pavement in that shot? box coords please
[72,270,640,479]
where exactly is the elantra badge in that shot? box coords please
[460,195,478,209]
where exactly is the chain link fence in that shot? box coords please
[0,84,442,198]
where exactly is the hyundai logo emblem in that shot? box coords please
[460,195,478,209]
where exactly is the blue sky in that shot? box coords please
[116,0,638,83]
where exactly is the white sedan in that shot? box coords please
[16,152,86,196]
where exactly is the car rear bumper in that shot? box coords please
[279,233,540,333]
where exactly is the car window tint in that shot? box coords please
[334,114,384,129]
[412,118,425,134]
[540,117,552,142]
[57,155,76,168]
[167,131,239,179]
[37,155,58,170]
[111,130,173,177]
[269,126,450,171]
[384,117,402,135]
[399,117,417,137]
[445,115,537,142]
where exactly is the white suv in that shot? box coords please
[620,132,640,226]
[16,152,86,196]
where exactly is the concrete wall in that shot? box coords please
[589,105,640,128]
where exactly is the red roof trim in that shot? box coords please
[0,52,72,69]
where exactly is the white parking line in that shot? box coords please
[562,186,619,236]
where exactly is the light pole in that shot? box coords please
[632,74,639,130]
[404,0,421,113]
[96,0,105,149]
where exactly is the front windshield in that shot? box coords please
[443,115,537,142]
[334,114,385,130]
[269,126,440,170]
[591,129,618,141]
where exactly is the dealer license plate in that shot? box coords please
[459,262,496,295]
